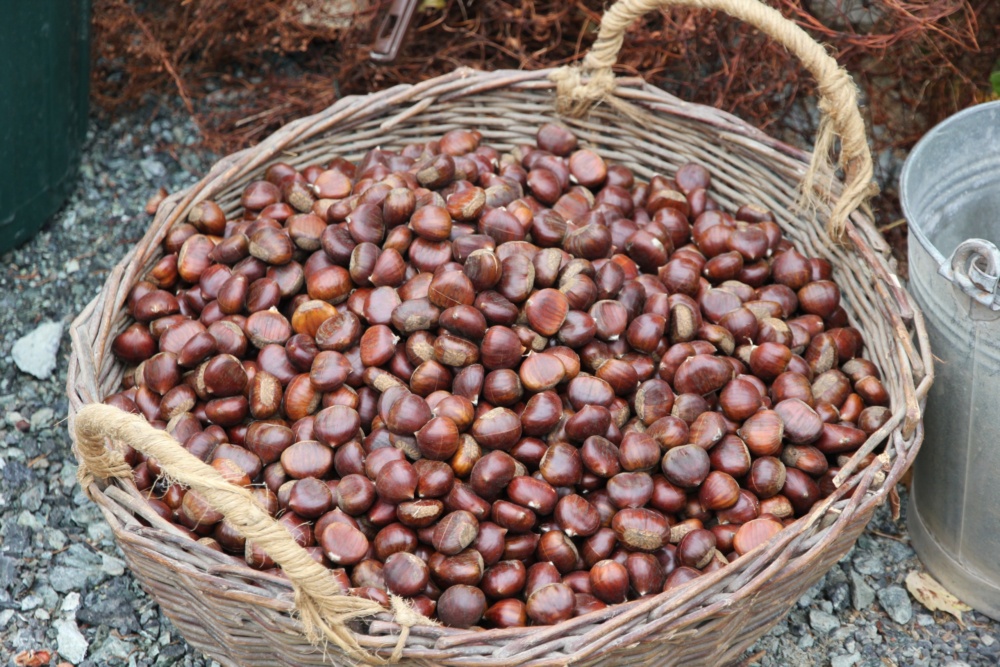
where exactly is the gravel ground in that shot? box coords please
[1,102,997,667]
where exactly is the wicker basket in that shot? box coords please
[67,0,932,665]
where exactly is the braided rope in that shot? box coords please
[75,403,436,665]
[551,0,878,240]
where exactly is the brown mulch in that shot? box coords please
[90,0,1000,260]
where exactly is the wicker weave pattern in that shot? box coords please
[67,67,932,667]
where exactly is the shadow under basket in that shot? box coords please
[66,8,932,662]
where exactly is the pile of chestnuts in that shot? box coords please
[108,122,891,630]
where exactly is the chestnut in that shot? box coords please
[383,552,430,597]
[484,599,528,628]
[589,560,629,604]
[536,530,580,574]
[320,522,369,566]
[738,410,784,457]
[661,445,710,488]
[430,549,486,588]
[677,528,717,569]
[506,476,559,516]
[611,508,669,552]
[481,560,527,600]
[697,471,740,510]
[524,288,570,336]
[747,457,787,499]
[526,583,575,625]
[733,518,784,556]
[437,584,487,628]
[553,494,601,537]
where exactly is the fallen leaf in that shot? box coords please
[14,649,53,667]
[905,570,972,625]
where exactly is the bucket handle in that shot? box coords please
[940,239,1000,309]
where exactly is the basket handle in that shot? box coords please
[73,403,431,665]
[552,0,877,240]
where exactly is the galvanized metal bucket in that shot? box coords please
[901,100,1000,619]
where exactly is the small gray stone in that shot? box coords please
[37,583,59,609]
[833,625,855,643]
[0,609,14,629]
[17,508,44,530]
[1,521,32,556]
[809,609,840,634]
[850,571,875,611]
[877,586,913,624]
[60,462,79,491]
[1,459,33,490]
[886,541,915,562]
[47,528,67,550]
[828,581,850,611]
[982,634,995,647]
[0,555,17,592]
[832,652,861,667]
[92,634,135,662]
[87,520,113,544]
[11,320,63,380]
[159,642,189,661]
[944,662,971,667]
[59,542,102,569]
[76,582,140,633]
[140,158,166,179]
[55,617,89,663]
[29,407,54,429]
[853,554,883,576]
[63,591,81,613]
[20,594,42,610]
[50,566,88,593]
[20,483,44,512]
[102,553,126,577]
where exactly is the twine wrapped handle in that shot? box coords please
[74,403,434,665]
[552,0,877,240]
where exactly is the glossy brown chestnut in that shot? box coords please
[589,560,629,604]
[611,508,669,552]
[661,445,711,488]
[526,582,575,625]
[437,584,487,628]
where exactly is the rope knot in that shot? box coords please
[551,66,617,118]
[389,596,439,663]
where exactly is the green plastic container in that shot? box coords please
[0,1,91,254]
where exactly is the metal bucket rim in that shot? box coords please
[900,99,1000,268]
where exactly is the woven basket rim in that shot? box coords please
[66,65,933,665]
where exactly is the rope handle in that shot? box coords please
[552,0,878,240]
[73,403,433,664]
